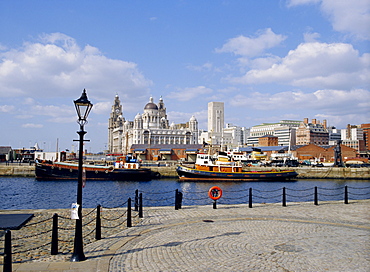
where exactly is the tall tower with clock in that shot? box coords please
[108,94,124,153]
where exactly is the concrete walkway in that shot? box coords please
[10,199,370,271]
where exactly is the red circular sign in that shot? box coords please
[208,186,222,200]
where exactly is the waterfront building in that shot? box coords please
[340,124,365,153]
[130,144,203,162]
[108,95,199,154]
[327,126,341,145]
[208,102,224,134]
[200,102,249,150]
[291,144,357,163]
[247,120,301,146]
[296,118,329,145]
[361,123,370,155]
[0,146,12,162]
[223,123,248,147]
[201,102,229,149]
[259,135,278,146]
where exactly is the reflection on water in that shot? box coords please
[0,177,369,210]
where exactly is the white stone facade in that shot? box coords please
[108,95,199,154]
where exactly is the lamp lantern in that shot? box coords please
[74,89,93,126]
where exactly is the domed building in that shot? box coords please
[108,95,200,158]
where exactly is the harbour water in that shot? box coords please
[1,177,369,210]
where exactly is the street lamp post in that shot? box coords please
[70,89,93,262]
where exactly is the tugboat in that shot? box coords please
[35,154,153,181]
[176,152,298,181]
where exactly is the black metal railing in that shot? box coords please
[1,185,369,271]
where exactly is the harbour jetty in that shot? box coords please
[0,163,370,179]
[1,199,369,271]
[0,164,34,177]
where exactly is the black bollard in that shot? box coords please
[213,200,217,209]
[249,188,253,208]
[4,230,12,272]
[95,205,101,240]
[139,193,143,218]
[344,186,349,204]
[134,189,139,211]
[127,198,132,227]
[175,189,179,210]
[282,187,287,207]
[51,213,58,255]
[314,186,318,205]
[178,192,183,209]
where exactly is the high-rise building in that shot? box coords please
[208,102,224,133]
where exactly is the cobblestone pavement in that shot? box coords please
[109,200,370,272]
[3,200,370,271]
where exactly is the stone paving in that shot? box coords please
[3,199,370,271]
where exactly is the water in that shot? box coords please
[1,177,369,210]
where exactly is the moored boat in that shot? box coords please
[176,153,298,181]
[35,155,153,181]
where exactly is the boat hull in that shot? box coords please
[176,165,298,181]
[35,163,152,181]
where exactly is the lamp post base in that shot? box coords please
[70,253,86,262]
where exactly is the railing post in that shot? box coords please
[139,193,143,218]
[95,205,101,240]
[51,213,58,255]
[213,200,217,209]
[127,198,132,227]
[249,188,252,208]
[282,187,286,207]
[314,186,318,205]
[3,230,12,272]
[344,185,349,204]
[178,191,183,209]
[134,189,139,211]
[175,189,179,210]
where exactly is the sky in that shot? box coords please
[1,0,369,153]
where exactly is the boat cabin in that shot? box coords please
[195,153,243,173]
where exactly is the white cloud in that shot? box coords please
[216,28,287,58]
[303,31,321,43]
[22,123,44,128]
[92,101,112,115]
[287,0,321,7]
[248,56,282,70]
[230,42,370,90]
[167,109,208,128]
[168,86,213,101]
[230,89,370,116]
[321,0,370,40]
[288,0,370,40]
[0,105,15,113]
[0,105,15,112]
[31,104,74,118]
[0,33,152,100]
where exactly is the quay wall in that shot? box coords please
[0,164,369,179]
[0,164,35,177]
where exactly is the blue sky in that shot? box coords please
[1,0,369,153]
